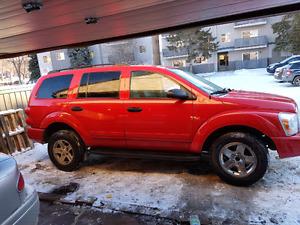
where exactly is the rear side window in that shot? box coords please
[78,71,121,98]
[37,74,73,99]
[289,57,300,63]
[291,62,300,69]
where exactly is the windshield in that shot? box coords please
[168,68,224,94]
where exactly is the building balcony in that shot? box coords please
[234,19,267,28]
[234,36,268,50]
[162,48,188,58]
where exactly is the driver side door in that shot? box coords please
[124,70,194,152]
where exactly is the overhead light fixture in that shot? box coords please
[85,17,99,25]
[22,0,43,13]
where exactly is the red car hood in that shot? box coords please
[218,90,297,112]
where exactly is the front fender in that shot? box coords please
[40,111,91,144]
[191,111,282,153]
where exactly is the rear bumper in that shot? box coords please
[27,127,44,143]
[274,73,282,80]
[3,189,39,225]
[273,133,300,158]
[282,76,293,83]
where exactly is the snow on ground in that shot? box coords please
[14,69,300,224]
[14,143,300,224]
[201,68,300,105]
[15,144,184,217]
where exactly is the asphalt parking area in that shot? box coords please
[38,201,183,225]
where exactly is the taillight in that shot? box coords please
[24,107,30,116]
[17,172,25,192]
[286,69,292,76]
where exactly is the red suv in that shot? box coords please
[26,65,300,186]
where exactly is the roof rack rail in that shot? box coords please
[47,63,116,74]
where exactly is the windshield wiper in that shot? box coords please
[210,88,231,96]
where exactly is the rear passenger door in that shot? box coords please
[67,70,126,148]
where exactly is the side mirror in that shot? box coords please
[166,89,189,100]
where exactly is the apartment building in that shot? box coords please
[37,36,160,76]
[160,15,290,73]
[38,15,290,75]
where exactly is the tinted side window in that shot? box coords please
[291,63,300,69]
[37,75,73,99]
[78,71,120,98]
[130,71,185,98]
[289,57,299,63]
[78,74,88,98]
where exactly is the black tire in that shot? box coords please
[210,132,268,186]
[48,130,85,172]
[292,76,300,87]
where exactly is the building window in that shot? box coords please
[172,60,185,67]
[242,52,258,61]
[218,53,229,66]
[195,56,208,64]
[242,30,258,38]
[221,33,231,43]
[56,52,65,61]
[43,56,51,63]
[139,46,146,53]
[90,51,95,59]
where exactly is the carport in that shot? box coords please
[2,1,300,225]
[0,0,300,59]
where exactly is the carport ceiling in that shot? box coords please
[1,0,300,59]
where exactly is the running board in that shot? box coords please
[88,148,202,161]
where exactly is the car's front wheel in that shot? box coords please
[48,130,85,172]
[210,132,268,186]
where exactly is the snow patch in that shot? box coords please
[14,144,184,217]
[199,68,300,105]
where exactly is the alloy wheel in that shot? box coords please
[219,142,257,178]
[53,140,74,165]
[293,77,300,87]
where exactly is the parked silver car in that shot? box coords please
[0,153,39,225]
[274,65,288,81]
[282,61,300,86]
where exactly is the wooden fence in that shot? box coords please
[0,109,32,154]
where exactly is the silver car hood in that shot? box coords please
[0,153,10,163]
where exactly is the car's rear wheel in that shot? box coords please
[210,132,268,186]
[48,130,85,171]
[292,76,300,87]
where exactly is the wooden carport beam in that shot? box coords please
[0,0,299,59]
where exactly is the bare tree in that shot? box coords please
[7,56,28,84]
